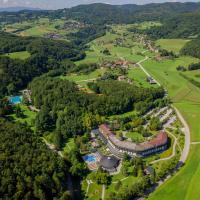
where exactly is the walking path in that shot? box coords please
[150,131,177,164]
[191,142,200,145]
[101,185,105,200]
[113,177,128,184]
[173,106,190,163]
[76,78,97,83]
[43,139,75,199]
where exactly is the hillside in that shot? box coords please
[0,2,200,200]
[0,7,41,12]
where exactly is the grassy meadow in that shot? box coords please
[4,18,77,40]
[4,51,31,60]
[156,39,190,54]
[141,53,200,199]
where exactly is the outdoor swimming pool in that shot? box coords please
[83,154,97,163]
[9,96,23,105]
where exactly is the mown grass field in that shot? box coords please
[156,39,190,54]
[128,67,156,88]
[149,145,200,200]
[141,54,200,199]
[143,56,200,103]
[4,51,31,60]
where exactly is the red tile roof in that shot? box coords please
[99,124,168,152]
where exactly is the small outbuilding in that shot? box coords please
[99,155,119,172]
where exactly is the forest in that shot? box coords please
[0,32,85,98]
[0,119,71,200]
[28,77,165,147]
[0,2,200,200]
[181,38,200,59]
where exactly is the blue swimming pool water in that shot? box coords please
[83,154,96,163]
[9,96,23,105]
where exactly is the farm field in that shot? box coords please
[73,24,159,91]
[156,39,190,54]
[148,145,200,200]
[4,18,78,40]
[183,69,200,82]
[76,25,151,66]
[141,54,200,199]
[134,21,162,30]
[142,56,200,102]
[3,51,31,60]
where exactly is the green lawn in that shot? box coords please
[183,70,200,82]
[105,175,138,198]
[125,131,145,142]
[156,39,190,54]
[9,105,36,128]
[86,183,102,200]
[4,51,31,60]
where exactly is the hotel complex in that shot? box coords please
[97,124,168,158]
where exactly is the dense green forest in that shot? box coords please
[0,2,200,199]
[181,38,200,59]
[29,77,164,147]
[0,32,85,97]
[1,2,200,25]
[130,12,200,39]
[0,119,71,200]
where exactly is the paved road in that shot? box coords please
[136,56,161,86]
[173,106,190,163]
[136,56,190,164]
[101,185,105,200]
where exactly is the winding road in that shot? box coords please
[136,57,191,164]
[150,131,178,164]
[173,106,190,163]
